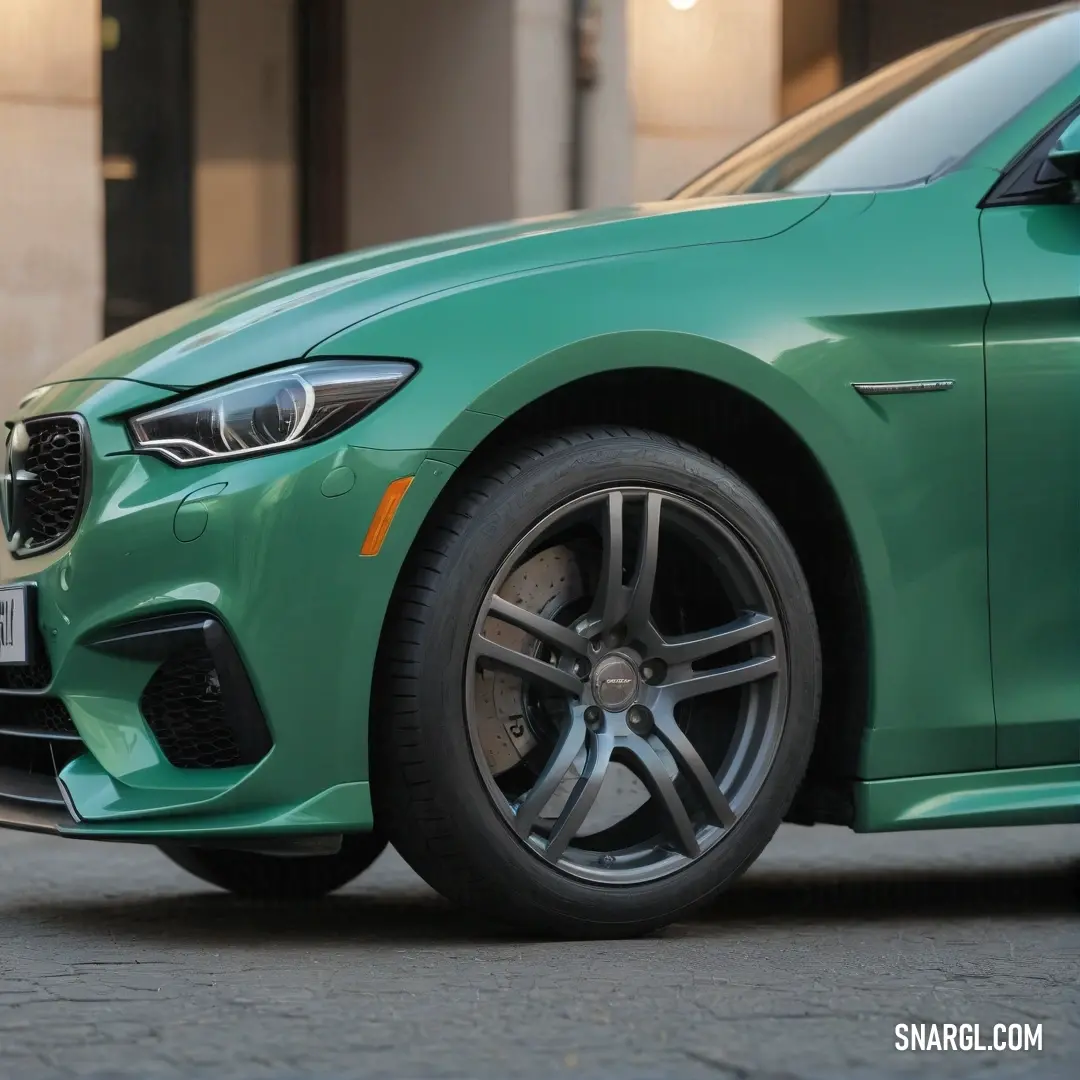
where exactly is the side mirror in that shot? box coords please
[1047,115,1080,180]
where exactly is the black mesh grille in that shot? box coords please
[0,696,78,736]
[140,647,242,769]
[0,626,52,691]
[21,416,86,552]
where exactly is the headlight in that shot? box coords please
[128,359,415,465]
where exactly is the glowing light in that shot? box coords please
[668,0,699,10]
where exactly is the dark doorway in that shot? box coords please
[297,0,347,263]
[101,0,194,338]
[840,0,1052,82]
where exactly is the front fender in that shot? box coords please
[311,223,891,641]
[459,328,892,626]
[318,184,996,781]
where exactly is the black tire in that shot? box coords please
[160,833,388,900]
[371,428,820,937]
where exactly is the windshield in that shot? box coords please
[675,7,1080,199]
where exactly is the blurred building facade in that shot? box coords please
[0,0,1055,413]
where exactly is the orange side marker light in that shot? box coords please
[360,476,413,556]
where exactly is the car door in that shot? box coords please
[983,103,1080,768]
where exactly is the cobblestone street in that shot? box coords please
[1,824,1077,1080]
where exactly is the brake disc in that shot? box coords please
[473,544,586,777]
[473,542,650,835]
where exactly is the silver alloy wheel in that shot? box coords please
[465,486,789,885]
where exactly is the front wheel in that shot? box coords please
[373,428,821,938]
[160,833,388,900]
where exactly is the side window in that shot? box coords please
[982,104,1080,208]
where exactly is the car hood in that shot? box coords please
[46,193,827,391]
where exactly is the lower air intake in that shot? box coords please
[139,647,243,769]
[90,613,273,771]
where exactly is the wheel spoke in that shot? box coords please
[474,637,585,697]
[486,595,590,658]
[589,490,665,637]
[667,654,779,702]
[657,612,775,666]
[514,714,589,838]
[652,712,736,828]
[591,491,626,631]
[543,730,614,861]
[625,492,662,637]
[619,735,699,857]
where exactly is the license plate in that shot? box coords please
[0,584,34,666]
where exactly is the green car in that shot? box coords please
[2,6,1079,937]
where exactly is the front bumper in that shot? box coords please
[0,386,458,842]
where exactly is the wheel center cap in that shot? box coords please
[591,654,639,712]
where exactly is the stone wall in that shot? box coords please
[628,0,783,201]
[194,0,297,296]
[345,0,517,249]
[0,0,102,418]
